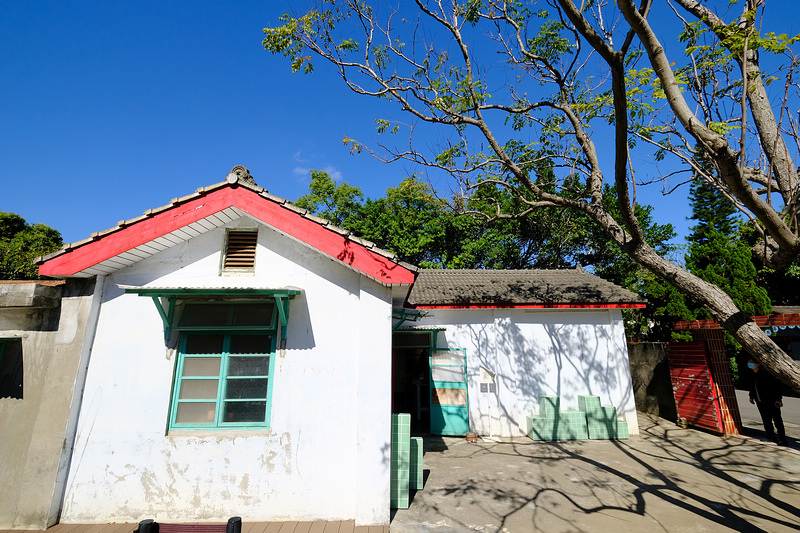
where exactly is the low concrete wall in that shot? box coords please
[627,342,677,422]
[0,279,97,530]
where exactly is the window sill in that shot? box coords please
[167,429,273,438]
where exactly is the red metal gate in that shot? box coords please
[665,341,725,433]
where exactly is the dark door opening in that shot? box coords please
[392,331,431,435]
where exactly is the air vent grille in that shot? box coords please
[223,231,257,269]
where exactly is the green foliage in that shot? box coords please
[685,180,770,317]
[293,170,674,277]
[686,231,771,317]
[293,170,364,227]
[0,212,62,280]
[528,19,572,62]
[579,185,677,289]
[739,220,800,306]
[265,1,800,364]
[687,177,738,243]
[682,180,771,380]
[263,2,359,74]
[571,185,682,341]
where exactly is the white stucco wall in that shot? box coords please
[60,216,394,526]
[416,308,639,437]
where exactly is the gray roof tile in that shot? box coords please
[406,268,644,307]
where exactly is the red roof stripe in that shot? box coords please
[673,313,800,330]
[411,303,647,310]
[39,186,416,284]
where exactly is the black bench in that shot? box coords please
[135,517,241,533]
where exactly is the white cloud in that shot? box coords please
[321,166,343,181]
[292,165,344,183]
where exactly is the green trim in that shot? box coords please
[126,289,298,340]
[429,347,469,436]
[392,308,423,331]
[274,295,290,340]
[169,331,277,430]
[125,288,301,297]
[148,296,177,340]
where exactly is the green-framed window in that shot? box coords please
[169,302,277,430]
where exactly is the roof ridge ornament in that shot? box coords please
[226,165,258,187]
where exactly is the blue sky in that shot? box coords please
[2,1,414,244]
[2,1,790,249]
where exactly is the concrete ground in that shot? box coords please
[390,412,800,533]
[735,389,800,438]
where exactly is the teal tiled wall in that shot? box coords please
[391,413,411,509]
[410,437,424,490]
[527,395,628,441]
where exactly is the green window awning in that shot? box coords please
[123,286,301,341]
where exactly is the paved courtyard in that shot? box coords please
[390,412,800,532]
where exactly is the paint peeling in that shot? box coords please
[57,222,394,525]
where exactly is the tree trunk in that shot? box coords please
[632,244,800,391]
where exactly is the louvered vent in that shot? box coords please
[223,230,258,270]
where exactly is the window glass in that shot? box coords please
[0,338,23,400]
[223,401,267,423]
[230,335,272,355]
[178,303,275,329]
[171,328,275,430]
[179,305,230,328]
[431,349,464,365]
[175,402,217,424]
[232,305,273,327]
[225,378,268,399]
[432,366,466,383]
[182,357,221,376]
[183,335,225,354]
[179,379,219,399]
[228,355,269,376]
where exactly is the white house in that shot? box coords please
[18,165,643,528]
[396,269,642,438]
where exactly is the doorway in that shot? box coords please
[392,330,470,436]
[392,331,432,434]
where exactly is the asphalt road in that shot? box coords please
[735,388,800,438]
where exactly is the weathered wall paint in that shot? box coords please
[416,308,639,437]
[0,279,97,530]
[60,217,393,526]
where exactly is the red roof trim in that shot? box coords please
[411,303,647,310]
[674,313,800,330]
[39,185,416,285]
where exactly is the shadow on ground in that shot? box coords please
[390,413,800,533]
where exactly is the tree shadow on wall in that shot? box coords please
[458,314,635,431]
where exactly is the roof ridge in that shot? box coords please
[36,169,419,282]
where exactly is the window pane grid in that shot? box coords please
[170,331,275,430]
